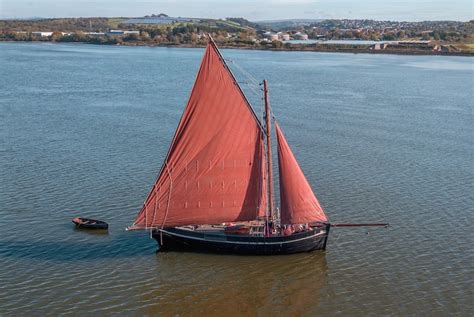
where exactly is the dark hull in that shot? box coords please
[153,224,330,255]
[72,217,108,230]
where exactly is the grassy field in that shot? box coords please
[453,43,474,52]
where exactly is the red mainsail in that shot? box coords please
[131,42,267,229]
[276,123,328,224]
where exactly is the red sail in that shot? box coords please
[276,123,328,224]
[131,43,267,229]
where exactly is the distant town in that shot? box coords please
[1,14,473,55]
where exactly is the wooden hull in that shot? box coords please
[72,217,108,230]
[152,224,330,255]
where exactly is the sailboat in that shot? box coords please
[127,37,331,255]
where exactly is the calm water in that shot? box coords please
[0,42,473,316]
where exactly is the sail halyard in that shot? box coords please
[130,40,267,230]
[275,123,328,224]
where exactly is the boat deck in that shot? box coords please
[175,222,323,237]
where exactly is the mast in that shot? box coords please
[263,80,274,220]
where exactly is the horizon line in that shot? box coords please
[1,15,472,23]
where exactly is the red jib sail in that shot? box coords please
[131,42,267,229]
[276,123,328,224]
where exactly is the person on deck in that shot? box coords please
[282,225,293,236]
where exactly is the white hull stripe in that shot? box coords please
[158,229,327,245]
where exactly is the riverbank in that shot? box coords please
[2,39,473,56]
[184,42,474,56]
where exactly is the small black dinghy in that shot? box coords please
[72,217,108,230]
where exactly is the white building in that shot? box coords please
[263,31,279,41]
[31,32,53,37]
[85,32,106,36]
[294,32,309,40]
[107,30,140,36]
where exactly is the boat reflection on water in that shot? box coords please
[137,253,328,315]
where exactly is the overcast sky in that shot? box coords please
[1,0,472,21]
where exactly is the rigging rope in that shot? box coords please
[226,58,260,86]
[159,161,174,244]
[226,58,262,97]
[150,184,159,237]
[227,58,279,223]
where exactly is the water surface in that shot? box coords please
[0,42,473,316]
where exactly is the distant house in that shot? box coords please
[370,43,389,50]
[270,34,279,41]
[396,40,432,46]
[106,30,140,36]
[107,30,125,35]
[85,32,105,36]
[293,32,309,40]
[31,32,53,37]
[280,33,290,41]
[263,32,279,41]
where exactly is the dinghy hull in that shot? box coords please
[72,217,108,230]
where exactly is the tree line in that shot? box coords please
[1,17,472,45]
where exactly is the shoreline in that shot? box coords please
[194,44,474,57]
[1,40,473,57]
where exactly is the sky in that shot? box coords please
[1,0,473,21]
